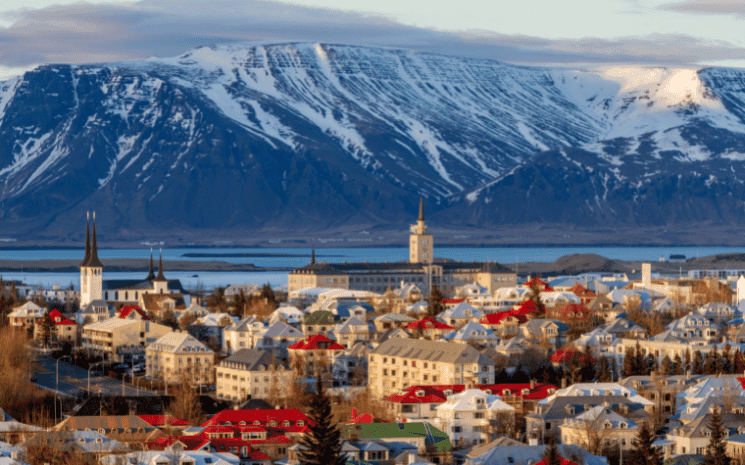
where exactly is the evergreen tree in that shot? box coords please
[734,350,745,374]
[426,284,444,319]
[624,346,638,377]
[673,353,684,375]
[628,422,663,465]
[527,280,547,316]
[704,409,731,465]
[260,283,278,310]
[298,377,346,465]
[685,348,692,373]
[722,344,733,374]
[693,350,703,375]
[541,436,562,465]
[634,342,646,375]
[37,311,55,348]
[660,355,673,376]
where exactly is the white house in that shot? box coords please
[433,389,515,446]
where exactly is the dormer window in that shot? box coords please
[444,390,453,396]
[254,421,261,425]
[416,390,425,397]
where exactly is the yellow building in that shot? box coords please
[82,318,171,363]
[215,348,293,401]
[146,330,215,385]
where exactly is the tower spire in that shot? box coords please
[311,246,316,265]
[79,212,91,267]
[86,211,104,268]
[146,248,155,281]
[155,249,166,281]
[418,197,425,222]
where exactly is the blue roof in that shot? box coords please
[335,301,375,318]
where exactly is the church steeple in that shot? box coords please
[79,212,91,268]
[418,197,425,222]
[409,197,433,264]
[310,246,316,265]
[155,250,166,281]
[145,249,155,281]
[86,211,104,268]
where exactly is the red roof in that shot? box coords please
[118,305,151,320]
[386,385,466,404]
[43,309,76,326]
[535,457,580,465]
[288,334,346,351]
[477,383,558,400]
[480,311,527,325]
[202,409,310,428]
[138,415,189,427]
[570,283,596,298]
[512,300,538,315]
[442,299,465,304]
[406,317,455,330]
[560,303,594,320]
[523,277,552,291]
[550,348,596,364]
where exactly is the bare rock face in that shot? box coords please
[1,45,745,241]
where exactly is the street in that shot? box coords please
[32,355,157,398]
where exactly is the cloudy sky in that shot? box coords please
[1,0,745,79]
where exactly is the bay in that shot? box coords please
[1,246,743,290]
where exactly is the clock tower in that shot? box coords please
[409,197,433,264]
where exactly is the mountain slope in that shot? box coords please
[2,44,745,241]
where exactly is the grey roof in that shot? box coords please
[523,319,569,335]
[670,413,745,439]
[526,395,652,422]
[335,317,369,334]
[219,349,288,371]
[262,321,304,339]
[371,338,495,366]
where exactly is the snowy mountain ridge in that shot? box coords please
[2,42,745,239]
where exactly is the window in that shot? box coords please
[453,426,462,433]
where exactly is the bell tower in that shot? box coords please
[409,197,433,264]
[80,212,104,307]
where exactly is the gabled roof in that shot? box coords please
[260,321,303,339]
[117,305,150,320]
[372,338,495,366]
[218,349,289,371]
[46,309,76,326]
[406,317,454,330]
[446,321,498,341]
[202,409,309,427]
[386,385,465,404]
[478,383,558,401]
[149,331,212,354]
[288,334,345,351]
[480,311,527,325]
[303,310,337,325]
[524,277,552,291]
[138,415,189,427]
[439,302,484,319]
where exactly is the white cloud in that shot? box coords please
[0,0,744,69]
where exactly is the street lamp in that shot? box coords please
[88,361,105,396]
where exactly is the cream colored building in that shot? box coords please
[146,330,215,385]
[215,349,293,402]
[82,318,171,362]
[559,406,639,453]
[287,203,516,296]
[368,339,496,399]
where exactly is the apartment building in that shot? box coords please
[8,301,45,329]
[146,331,215,385]
[82,318,171,363]
[215,349,293,402]
[368,339,496,399]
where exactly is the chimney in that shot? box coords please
[561,377,567,389]
[530,379,536,390]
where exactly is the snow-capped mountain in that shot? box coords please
[1,43,745,240]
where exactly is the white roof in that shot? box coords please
[149,331,213,354]
[196,313,236,327]
[437,389,514,413]
[83,317,139,332]
[541,382,652,405]
[8,301,44,318]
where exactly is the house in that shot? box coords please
[618,373,705,418]
[100,450,242,465]
[75,300,113,325]
[330,316,370,348]
[223,317,266,355]
[405,317,455,340]
[521,319,569,349]
[444,321,500,348]
[479,382,558,418]
[559,405,638,453]
[373,313,416,332]
[524,383,654,443]
[665,413,745,456]
[587,295,621,322]
[188,313,235,349]
[253,321,306,359]
[82,318,171,364]
[34,309,77,344]
[8,302,45,330]
[464,443,608,465]
[569,282,596,304]
[139,294,187,318]
[368,339,496,398]
[53,415,160,446]
[339,422,451,460]
[479,311,527,338]
[386,385,466,421]
[268,306,305,325]
[146,331,215,385]
[116,305,150,320]
[433,389,515,446]
[602,317,648,340]
[287,334,345,378]
[215,349,293,402]
[333,341,373,387]
[438,302,485,328]
[301,310,337,336]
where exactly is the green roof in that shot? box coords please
[304,310,337,325]
[340,422,451,453]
